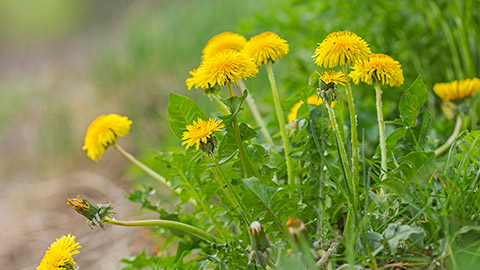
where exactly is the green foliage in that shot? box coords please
[399,76,429,127]
[168,93,208,139]
[71,0,480,269]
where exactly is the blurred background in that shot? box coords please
[0,0,478,268]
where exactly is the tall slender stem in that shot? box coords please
[227,83,250,177]
[112,143,196,203]
[202,152,238,211]
[238,80,275,145]
[266,62,294,194]
[374,83,388,178]
[104,218,219,243]
[434,115,463,156]
[214,93,230,114]
[209,154,251,224]
[323,100,352,195]
[342,65,359,200]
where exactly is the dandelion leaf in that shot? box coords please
[168,93,208,139]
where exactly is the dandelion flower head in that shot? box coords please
[186,49,258,89]
[37,234,81,270]
[83,114,132,161]
[288,95,326,122]
[182,118,225,150]
[433,78,480,102]
[318,70,347,86]
[312,30,371,68]
[349,53,404,87]
[202,32,247,60]
[243,32,289,66]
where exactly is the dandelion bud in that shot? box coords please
[68,196,114,229]
[286,216,308,242]
[249,221,270,252]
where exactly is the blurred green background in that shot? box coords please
[0,0,477,268]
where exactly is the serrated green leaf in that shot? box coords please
[383,224,425,255]
[243,177,280,205]
[168,93,207,139]
[239,122,257,140]
[218,126,238,160]
[395,151,435,184]
[246,144,268,164]
[458,130,480,161]
[219,90,248,123]
[399,76,428,127]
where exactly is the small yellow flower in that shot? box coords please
[312,30,371,68]
[83,114,132,161]
[349,53,404,87]
[243,32,289,66]
[202,32,247,60]
[288,95,325,122]
[433,78,480,102]
[182,118,225,150]
[318,70,347,86]
[186,50,258,89]
[37,234,81,270]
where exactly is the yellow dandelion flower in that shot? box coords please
[182,118,225,150]
[83,114,132,161]
[186,50,258,89]
[312,30,371,68]
[318,70,347,86]
[349,53,404,87]
[433,78,480,101]
[202,32,247,60]
[288,95,326,122]
[243,32,289,66]
[37,234,81,270]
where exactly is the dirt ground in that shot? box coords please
[0,23,159,270]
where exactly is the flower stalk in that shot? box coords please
[374,82,388,178]
[104,217,219,244]
[238,79,274,145]
[266,61,294,194]
[434,115,463,156]
[209,153,251,224]
[342,65,359,198]
[227,83,251,177]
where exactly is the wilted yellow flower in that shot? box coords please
[349,53,404,87]
[186,50,258,89]
[182,118,225,150]
[318,70,347,86]
[37,234,81,270]
[288,95,325,122]
[312,30,371,68]
[202,32,247,60]
[243,32,289,66]
[83,114,132,161]
[433,78,480,101]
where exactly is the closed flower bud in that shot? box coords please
[68,196,114,229]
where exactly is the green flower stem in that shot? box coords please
[434,115,462,156]
[112,143,197,204]
[238,79,275,145]
[342,65,359,200]
[214,93,230,115]
[202,153,238,211]
[323,100,352,198]
[173,167,228,240]
[374,83,388,178]
[227,83,250,178]
[266,62,294,194]
[209,154,251,224]
[104,217,219,244]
